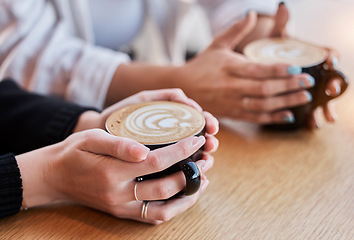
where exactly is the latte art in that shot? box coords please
[106,101,205,145]
[244,38,328,66]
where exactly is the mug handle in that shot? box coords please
[313,69,348,108]
[177,158,201,195]
[136,157,201,196]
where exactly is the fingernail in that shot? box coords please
[305,91,313,102]
[279,1,286,6]
[307,76,315,87]
[331,57,339,69]
[287,66,302,75]
[202,159,213,171]
[300,76,314,87]
[283,114,295,123]
[130,145,150,159]
[193,136,205,147]
[201,178,209,191]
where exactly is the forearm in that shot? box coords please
[104,63,182,107]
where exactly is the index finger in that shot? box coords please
[132,136,206,177]
[77,129,150,162]
[227,55,302,79]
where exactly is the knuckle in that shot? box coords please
[177,141,192,158]
[256,82,272,96]
[154,182,174,199]
[255,113,272,124]
[172,88,185,95]
[156,209,173,222]
[148,152,164,172]
[251,99,265,111]
[246,64,261,77]
[99,191,117,207]
[273,65,284,76]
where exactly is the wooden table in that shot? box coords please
[1,1,354,239]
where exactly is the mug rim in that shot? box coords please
[105,101,206,145]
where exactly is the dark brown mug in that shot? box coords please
[244,37,348,130]
[106,101,206,196]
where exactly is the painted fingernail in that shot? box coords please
[283,114,295,123]
[193,136,205,147]
[300,75,315,88]
[287,66,302,75]
[307,76,315,87]
[279,1,286,6]
[305,91,313,102]
[331,57,339,69]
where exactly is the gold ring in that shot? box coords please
[141,201,149,219]
[134,181,141,202]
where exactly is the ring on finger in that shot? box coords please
[141,201,149,219]
[134,181,141,202]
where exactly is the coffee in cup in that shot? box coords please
[106,101,206,196]
[244,37,348,130]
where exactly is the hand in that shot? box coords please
[236,3,343,129]
[16,129,210,224]
[75,88,219,153]
[235,2,289,53]
[177,11,313,125]
[308,51,343,128]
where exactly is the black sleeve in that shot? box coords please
[0,79,99,155]
[0,153,22,219]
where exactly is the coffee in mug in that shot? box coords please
[244,37,348,130]
[106,101,206,196]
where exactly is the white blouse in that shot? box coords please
[87,0,144,50]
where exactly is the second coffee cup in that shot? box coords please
[106,101,205,196]
[244,37,348,130]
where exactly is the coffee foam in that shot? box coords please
[106,101,205,145]
[244,38,328,67]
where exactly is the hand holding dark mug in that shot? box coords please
[244,37,348,130]
[106,101,206,196]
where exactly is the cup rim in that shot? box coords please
[105,101,206,145]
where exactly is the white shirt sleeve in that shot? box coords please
[0,0,130,109]
[198,0,278,35]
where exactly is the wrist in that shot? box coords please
[16,145,64,208]
[73,110,102,133]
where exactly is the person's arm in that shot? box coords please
[0,79,97,155]
[0,88,218,222]
[0,0,129,109]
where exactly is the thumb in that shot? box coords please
[209,10,257,50]
[271,3,289,37]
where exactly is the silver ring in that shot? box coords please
[141,201,149,219]
[242,97,250,110]
[134,181,141,202]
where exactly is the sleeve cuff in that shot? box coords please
[45,105,99,145]
[0,153,22,219]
